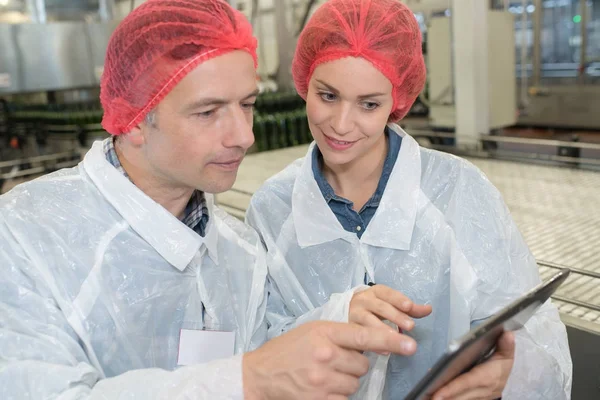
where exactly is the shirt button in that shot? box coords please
[356,226,362,231]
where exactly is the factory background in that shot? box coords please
[0,1,598,398]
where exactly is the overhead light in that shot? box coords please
[0,0,9,7]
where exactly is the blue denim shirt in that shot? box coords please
[312,127,401,240]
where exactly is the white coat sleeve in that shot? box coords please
[247,205,390,400]
[0,219,246,400]
[245,201,366,339]
[264,274,367,339]
[446,163,572,400]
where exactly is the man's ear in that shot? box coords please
[126,123,146,147]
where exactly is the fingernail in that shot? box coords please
[403,340,416,353]
[404,320,414,331]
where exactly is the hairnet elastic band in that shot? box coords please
[124,48,221,133]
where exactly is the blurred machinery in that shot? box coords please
[0,1,122,191]
[514,0,600,130]
[0,21,117,94]
[403,0,600,169]
[405,0,600,131]
[427,10,517,131]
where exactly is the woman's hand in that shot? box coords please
[432,331,516,400]
[349,285,432,333]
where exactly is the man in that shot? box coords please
[0,1,416,399]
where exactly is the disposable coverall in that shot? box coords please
[0,141,268,399]
[246,125,573,399]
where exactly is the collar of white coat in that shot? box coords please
[292,124,421,250]
[82,141,219,271]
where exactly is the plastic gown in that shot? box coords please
[246,125,573,399]
[0,141,268,399]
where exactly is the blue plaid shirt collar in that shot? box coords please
[103,137,209,237]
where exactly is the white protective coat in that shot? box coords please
[0,141,268,399]
[246,125,572,399]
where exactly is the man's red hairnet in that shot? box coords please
[292,0,426,122]
[100,0,258,135]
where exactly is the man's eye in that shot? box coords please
[195,110,215,118]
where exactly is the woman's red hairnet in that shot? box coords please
[292,0,426,122]
[100,0,258,135]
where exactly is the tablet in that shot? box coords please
[404,267,571,400]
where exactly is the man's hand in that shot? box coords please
[350,285,432,332]
[432,331,516,400]
[243,320,417,400]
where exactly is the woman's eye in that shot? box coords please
[319,92,337,102]
[363,102,379,110]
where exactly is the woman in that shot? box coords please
[247,0,572,399]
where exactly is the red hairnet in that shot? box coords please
[100,0,258,135]
[292,0,426,122]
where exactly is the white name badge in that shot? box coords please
[177,329,235,366]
